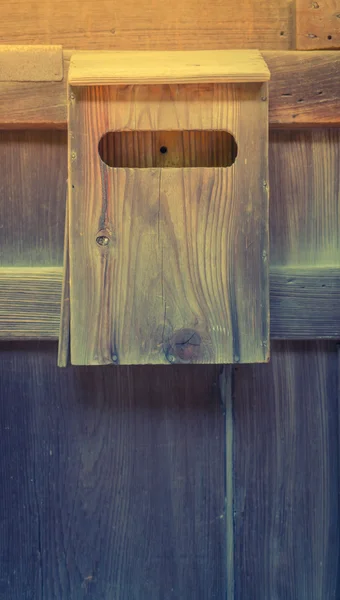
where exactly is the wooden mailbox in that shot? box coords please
[60,50,270,365]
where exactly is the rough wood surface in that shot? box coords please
[68,83,269,365]
[0,51,71,130]
[0,0,292,50]
[0,45,63,82]
[269,129,340,266]
[265,51,340,127]
[0,342,225,599]
[270,267,340,338]
[296,0,340,50]
[69,50,270,85]
[233,340,340,599]
[0,130,67,266]
[219,366,234,599]
[1,51,340,129]
[0,268,62,339]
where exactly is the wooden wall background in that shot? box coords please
[1,1,340,598]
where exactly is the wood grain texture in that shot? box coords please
[233,340,340,599]
[0,268,62,339]
[269,129,340,266]
[68,83,269,365]
[265,51,340,127]
[0,342,226,599]
[2,266,340,340]
[0,130,67,266]
[0,45,63,82]
[219,366,234,599]
[2,51,340,129]
[0,0,292,50]
[296,0,340,50]
[270,267,340,338]
[69,50,270,85]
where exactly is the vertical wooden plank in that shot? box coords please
[233,341,339,599]
[0,342,226,599]
[296,0,340,50]
[269,129,340,266]
[219,366,234,599]
[58,189,70,366]
[0,130,67,266]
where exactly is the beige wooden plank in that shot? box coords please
[0,0,292,51]
[1,51,340,128]
[296,0,340,50]
[0,45,63,82]
[1,267,339,340]
[69,50,270,85]
[68,82,269,365]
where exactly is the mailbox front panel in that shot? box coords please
[68,82,269,364]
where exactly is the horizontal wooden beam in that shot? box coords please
[0,50,70,130]
[265,51,340,127]
[270,267,340,339]
[0,268,62,339]
[0,266,339,342]
[0,50,339,129]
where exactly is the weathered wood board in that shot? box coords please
[0,342,225,599]
[1,51,340,129]
[0,0,293,50]
[68,79,269,365]
[296,0,340,50]
[0,45,63,82]
[269,129,340,266]
[265,51,340,127]
[233,340,340,599]
[0,130,67,266]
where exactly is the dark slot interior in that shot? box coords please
[99,130,238,168]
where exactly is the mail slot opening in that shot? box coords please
[98,130,238,168]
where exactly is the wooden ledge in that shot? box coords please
[68,50,270,86]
